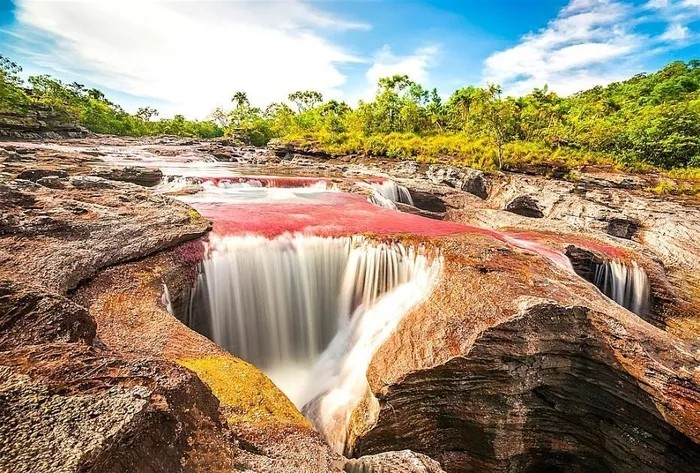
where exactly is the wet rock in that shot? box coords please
[504,195,544,218]
[90,166,163,187]
[16,169,69,181]
[409,189,449,213]
[36,175,67,189]
[427,165,488,199]
[564,245,604,282]
[342,237,700,472]
[345,450,445,473]
[606,217,641,240]
[395,202,444,220]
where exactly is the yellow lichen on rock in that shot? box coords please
[178,355,310,428]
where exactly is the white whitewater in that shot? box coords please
[593,259,650,316]
[364,180,414,209]
[198,233,438,404]
[301,251,440,453]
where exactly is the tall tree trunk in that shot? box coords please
[497,140,504,170]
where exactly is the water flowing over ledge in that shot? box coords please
[593,259,650,316]
[174,233,441,408]
[364,180,414,209]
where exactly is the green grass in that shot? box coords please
[282,131,617,173]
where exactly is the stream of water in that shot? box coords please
[593,259,650,316]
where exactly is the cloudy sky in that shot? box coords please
[1,0,699,117]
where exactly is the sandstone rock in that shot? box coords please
[16,168,69,181]
[36,175,67,188]
[426,165,488,199]
[341,236,700,472]
[391,161,420,177]
[90,166,163,187]
[0,178,210,292]
[0,344,235,473]
[440,170,700,341]
[605,217,640,240]
[0,282,96,351]
[345,450,445,473]
[69,175,115,189]
[504,195,544,218]
[267,138,333,159]
[0,110,89,139]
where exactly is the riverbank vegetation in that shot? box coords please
[2,53,699,175]
[0,54,222,138]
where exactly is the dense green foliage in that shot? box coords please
[2,53,700,171]
[209,60,700,171]
[0,54,222,138]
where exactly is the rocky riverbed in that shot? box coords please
[1,136,699,473]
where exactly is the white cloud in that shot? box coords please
[483,0,700,96]
[11,0,369,117]
[661,23,691,40]
[365,45,439,88]
[645,0,670,8]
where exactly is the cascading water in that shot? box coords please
[179,233,439,405]
[592,259,650,316]
[302,252,440,452]
[365,180,414,209]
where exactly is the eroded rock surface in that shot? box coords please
[0,139,341,472]
[344,236,700,472]
[3,137,699,473]
[0,176,209,292]
[72,246,343,472]
[0,110,89,140]
[345,450,445,473]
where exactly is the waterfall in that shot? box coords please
[156,175,202,193]
[364,180,414,209]
[593,259,650,316]
[161,283,174,315]
[156,174,333,195]
[301,252,440,453]
[181,233,438,404]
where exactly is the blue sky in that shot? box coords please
[1,0,699,117]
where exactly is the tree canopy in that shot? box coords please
[1,54,699,171]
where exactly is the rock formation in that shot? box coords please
[0,110,88,140]
[342,235,700,472]
[1,137,699,473]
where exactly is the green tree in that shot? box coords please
[288,90,323,112]
[231,91,250,109]
[475,84,518,169]
[136,106,159,121]
[0,54,28,112]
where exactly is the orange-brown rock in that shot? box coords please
[72,245,343,472]
[341,235,700,472]
[0,143,341,472]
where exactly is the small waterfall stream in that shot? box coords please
[366,180,414,209]
[177,233,439,406]
[592,259,650,316]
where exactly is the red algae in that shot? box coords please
[503,231,628,259]
[194,175,389,188]
[200,175,329,188]
[190,191,472,238]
